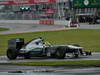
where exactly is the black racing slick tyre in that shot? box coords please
[55,47,66,59]
[7,49,17,60]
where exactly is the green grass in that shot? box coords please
[6,60,100,67]
[0,29,100,56]
[0,27,9,31]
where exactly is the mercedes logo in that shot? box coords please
[84,0,89,6]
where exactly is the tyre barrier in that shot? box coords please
[40,20,54,25]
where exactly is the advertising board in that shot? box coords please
[0,0,56,5]
[73,0,100,8]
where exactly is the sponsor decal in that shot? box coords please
[44,8,55,14]
[34,0,56,3]
[0,0,56,5]
[84,0,89,6]
[0,1,13,5]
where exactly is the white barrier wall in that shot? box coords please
[0,20,79,28]
[39,20,78,28]
[56,0,69,3]
[54,20,70,27]
[0,20,39,24]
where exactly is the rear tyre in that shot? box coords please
[55,47,66,59]
[7,49,17,60]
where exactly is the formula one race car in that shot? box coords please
[7,37,92,60]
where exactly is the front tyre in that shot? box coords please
[55,47,66,59]
[7,49,17,60]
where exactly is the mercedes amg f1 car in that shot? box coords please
[7,37,92,60]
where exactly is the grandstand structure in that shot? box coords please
[1,0,99,24]
[73,0,100,23]
[0,0,70,20]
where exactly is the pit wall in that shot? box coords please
[0,20,79,28]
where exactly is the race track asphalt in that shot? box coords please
[0,23,100,34]
[0,65,100,75]
[0,52,100,64]
[0,23,66,34]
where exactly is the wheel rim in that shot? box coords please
[56,47,65,58]
[56,50,60,56]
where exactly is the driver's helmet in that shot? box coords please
[35,42,39,45]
